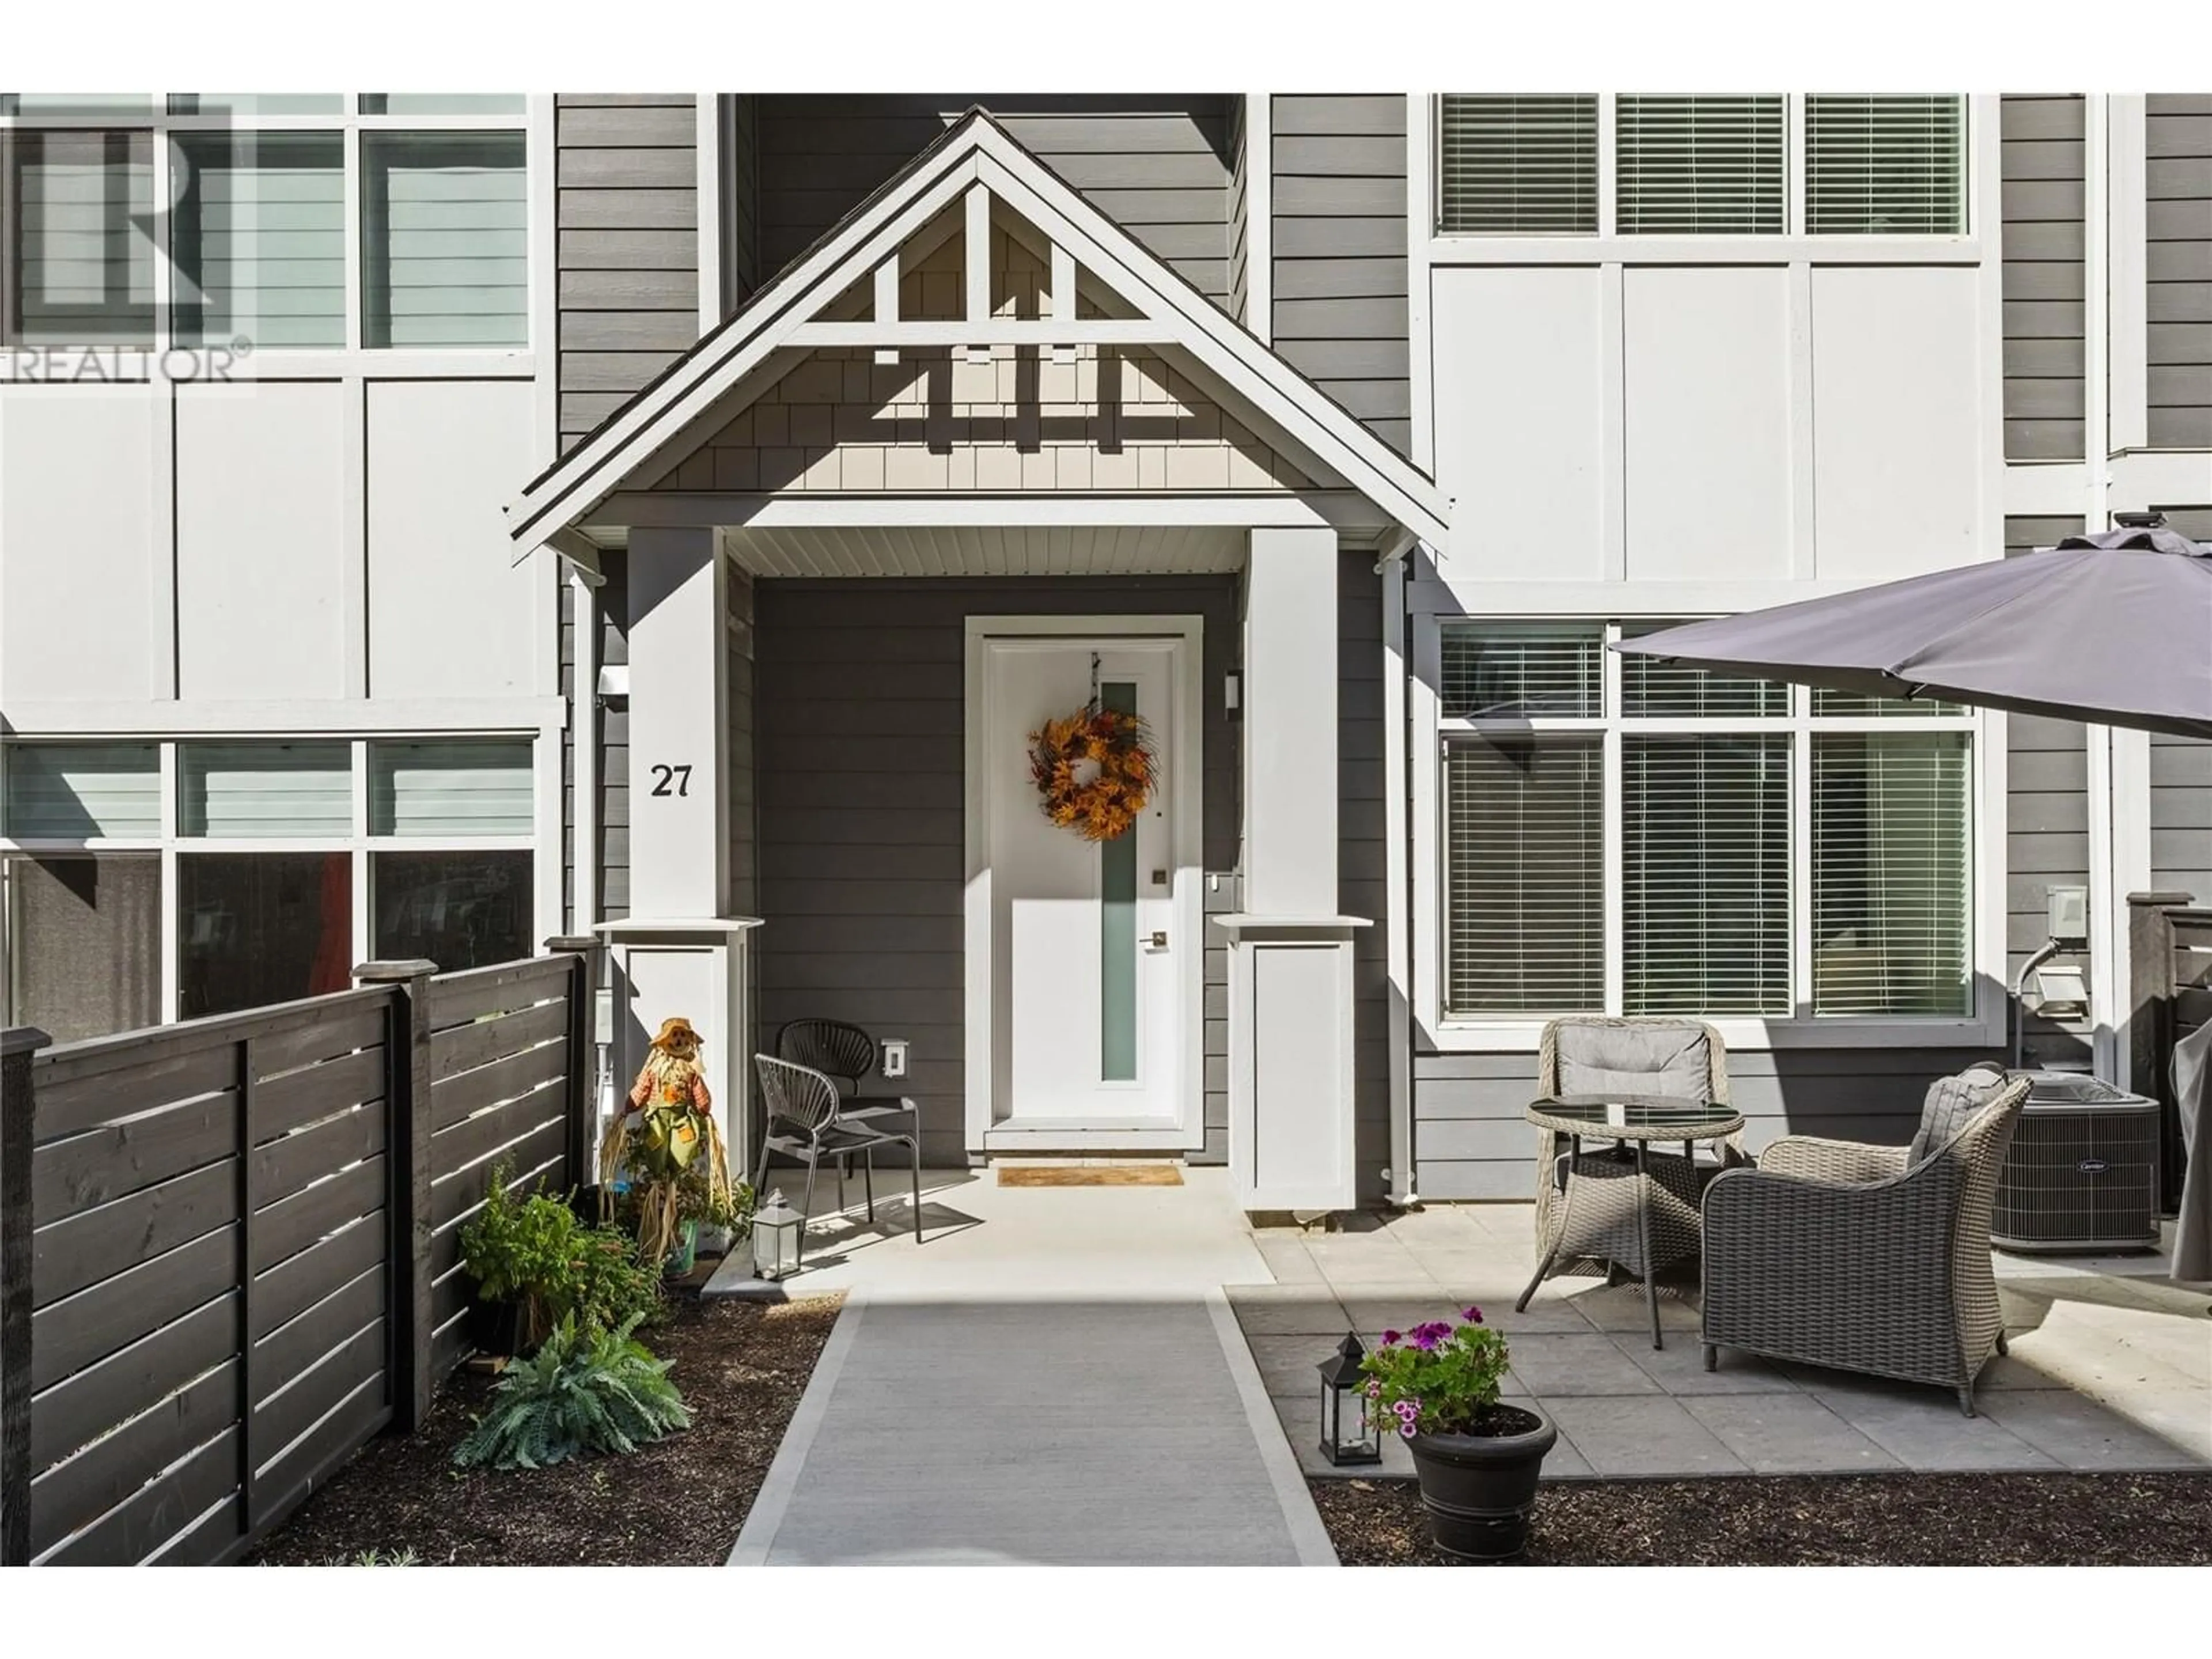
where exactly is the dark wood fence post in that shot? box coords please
[546,935,603,1193]
[354,960,437,1434]
[1,1027,51,1567]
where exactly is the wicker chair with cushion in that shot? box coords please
[1699,1062,2032,1415]
[1518,1017,1737,1309]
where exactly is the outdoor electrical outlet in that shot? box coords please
[881,1038,910,1079]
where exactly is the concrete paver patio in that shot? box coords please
[1233,1202,2212,1482]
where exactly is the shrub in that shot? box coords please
[460,1166,665,1348]
[453,1315,691,1471]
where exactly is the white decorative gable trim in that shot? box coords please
[505,108,1449,552]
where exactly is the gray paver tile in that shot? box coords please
[1809,1389,2061,1471]
[1559,1282,1703,1332]
[1681,1393,1902,1474]
[1616,1332,1796,1395]
[1253,1236,1329,1284]
[1536,1393,1747,1476]
[1225,1285,1350,1335]
[1978,1388,2212,1471]
[1341,1295,1472,1338]
[1247,1332,1347,1398]
[1501,1332,1662,1396]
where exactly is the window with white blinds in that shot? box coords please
[2,743,160,838]
[171,132,345,348]
[1435,620,1978,1027]
[8,130,156,343]
[369,740,533,836]
[180,741,353,838]
[1622,734,1791,1014]
[1616,96,1786,235]
[1445,735,1605,1016]
[361,132,528,349]
[1812,732,1972,1016]
[1441,623,1603,719]
[1805,96,1965,235]
[1437,95,1599,235]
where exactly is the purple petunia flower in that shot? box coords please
[1399,1421,1417,1440]
[1380,1330,1402,1347]
[1461,1305,1485,1325]
[1365,1380,1381,1399]
[1410,1320,1453,1350]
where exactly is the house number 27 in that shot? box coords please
[650,763,693,797]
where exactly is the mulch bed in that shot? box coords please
[249,1288,842,1566]
[1312,1472,2212,1566]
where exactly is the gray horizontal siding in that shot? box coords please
[754,574,1240,1169]
[2146,96,2212,449]
[1412,1047,1997,1200]
[2004,515,2093,1067]
[2000,97,2085,460]
[555,94,699,450]
[1269,95,1412,457]
[1339,552,1391,1198]
[1228,96,1250,329]
[2151,507,2212,902]
[755,96,1236,305]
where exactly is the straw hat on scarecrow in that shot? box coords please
[599,1013,737,1262]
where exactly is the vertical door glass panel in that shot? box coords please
[177,851,353,1018]
[170,131,344,347]
[10,130,156,344]
[361,131,528,347]
[179,741,351,836]
[3,853,160,1041]
[371,849,532,973]
[1099,682,1138,1081]
[2,741,160,836]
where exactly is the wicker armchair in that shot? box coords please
[1518,1017,1737,1308]
[1699,1063,2032,1416]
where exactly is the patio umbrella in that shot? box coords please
[1614,522,2212,740]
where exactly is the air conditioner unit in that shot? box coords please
[1991,1071,2163,1254]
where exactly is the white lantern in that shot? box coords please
[751,1199,806,1281]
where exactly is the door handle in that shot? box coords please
[1147,930,1168,949]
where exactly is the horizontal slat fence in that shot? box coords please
[1,938,599,1566]
[2127,894,2211,1214]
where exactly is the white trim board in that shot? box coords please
[503,109,1448,556]
[962,614,1206,1156]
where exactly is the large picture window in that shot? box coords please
[1,94,528,351]
[0,733,538,1037]
[1438,620,1976,1025]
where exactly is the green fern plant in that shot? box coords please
[453,1315,690,1471]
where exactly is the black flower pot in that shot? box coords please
[466,1294,529,1359]
[1407,1403,1558,1562]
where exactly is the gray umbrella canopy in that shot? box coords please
[1616,525,2212,740]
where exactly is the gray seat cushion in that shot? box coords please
[1555,1022,1714,1100]
[1907,1063,2011,1167]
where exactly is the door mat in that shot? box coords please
[997,1165,1184,1187]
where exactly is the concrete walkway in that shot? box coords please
[721,1170,1335,1566]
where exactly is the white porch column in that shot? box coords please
[626,525,728,917]
[1243,527,1340,914]
[601,525,756,1181]
[1221,526,1363,1214]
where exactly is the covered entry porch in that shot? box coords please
[506,108,1448,1213]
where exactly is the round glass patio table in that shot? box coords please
[1520,1095,1747,1351]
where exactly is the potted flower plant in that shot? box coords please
[1360,1307,1556,1562]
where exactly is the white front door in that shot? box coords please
[967,623,1200,1147]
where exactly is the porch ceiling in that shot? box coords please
[722,523,1246,578]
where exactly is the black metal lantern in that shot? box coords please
[1317,1332,1382,1466]
[751,1198,806,1281]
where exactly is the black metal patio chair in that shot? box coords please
[774,1017,919,1135]
[751,1054,923,1269]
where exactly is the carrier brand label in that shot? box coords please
[2077,1158,2108,1175]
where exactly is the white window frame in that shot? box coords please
[1428,93,1981,267]
[0,731,544,1027]
[0,93,538,376]
[1411,614,2008,1053]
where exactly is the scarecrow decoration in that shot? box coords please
[1028,667,1157,843]
[600,1016,738,1263]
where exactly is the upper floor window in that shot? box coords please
[1435,94,1968,238]
[1,94,529,351]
